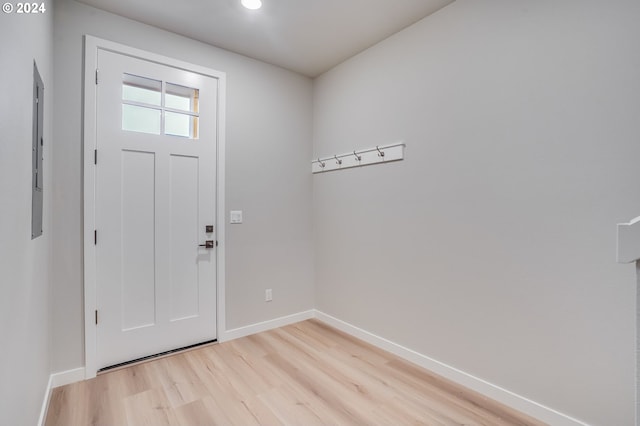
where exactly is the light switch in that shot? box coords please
[230,210,243,224]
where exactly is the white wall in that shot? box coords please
[313,1,640,424]
[0,3,54,425]
[52,0,314,371]
[43,0,640,422]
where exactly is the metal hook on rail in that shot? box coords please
[352,150,362,161]
[376,146,385,157]
[318,158,326,168]
[334,155,342,165]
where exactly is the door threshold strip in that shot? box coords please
[98,339,217,374]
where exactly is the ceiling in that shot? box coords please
[75,0,454,77]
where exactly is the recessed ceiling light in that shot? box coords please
[241,0,262,10]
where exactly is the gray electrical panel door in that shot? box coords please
[32,62,44,239]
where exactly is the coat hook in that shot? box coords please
[318,158,325,168]
[352,150,362,161]
[376,146,385,157]
[334,155,342,165]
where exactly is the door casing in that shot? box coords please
[82,35,227,378]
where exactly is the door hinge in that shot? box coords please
[95,310,98,325]
[94,149,97,165]
[216,240,219,247]
[95,69,99,85]
[94,230,97,245]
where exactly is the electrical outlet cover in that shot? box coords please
[230,210,243,224]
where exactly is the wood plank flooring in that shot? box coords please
[46,319,546,425]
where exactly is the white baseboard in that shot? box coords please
[313,310,588,426]
[51,367,86,388]
[220,309,315,342]
[37,374,53,426]
[40,311,589,425]
[37,367,86,426]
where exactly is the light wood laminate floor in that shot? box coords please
[46,319,546,425]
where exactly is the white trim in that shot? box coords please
[216,67,227,347]
[313,310,589,426]
[83,35,99,379]
[45,309,591,425]
[37,374,53,426]
[617,216,640,263]
[51,367,87,388]
[220,310,315,342]
[82,35,227,378]
[37,368,86,426]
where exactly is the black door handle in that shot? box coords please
[199,240,215,249]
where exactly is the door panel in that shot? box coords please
[121,150,156,331]
[95,49,217,369]
[169,154,200,321]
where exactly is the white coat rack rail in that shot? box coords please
[312,142,405,173]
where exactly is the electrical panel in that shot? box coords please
[32,62,44,239]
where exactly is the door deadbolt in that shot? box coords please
[206,225,214,233]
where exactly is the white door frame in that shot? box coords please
[82,35,226,378]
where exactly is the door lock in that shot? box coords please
[206,225,214,233]
[199,240,215,249]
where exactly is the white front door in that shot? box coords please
[95,49,218,369]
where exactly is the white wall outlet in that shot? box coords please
[265,289,272,302]
[230,210,243,224]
